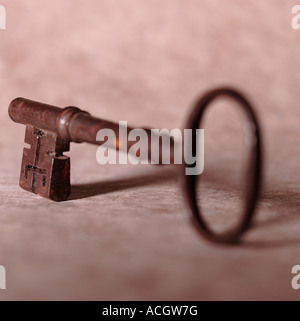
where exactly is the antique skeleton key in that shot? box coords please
[9,88,262,244]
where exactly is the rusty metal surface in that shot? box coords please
[9,97,176,202]
[20,125,70,201]
[181,88,262,244]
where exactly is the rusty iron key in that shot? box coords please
[9,87,262,244]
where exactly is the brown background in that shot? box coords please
[0,0,299,300]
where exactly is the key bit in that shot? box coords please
[21,126,70,201]
[8,98,88,201]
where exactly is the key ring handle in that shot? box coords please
[181,87,262,244]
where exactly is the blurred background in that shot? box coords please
[0,0,299,300]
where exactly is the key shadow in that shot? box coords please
[69,164,300,248]
[201,167,300,248]
[69,166,178,200]
[240,190,300,249]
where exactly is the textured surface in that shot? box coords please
[0,0,299,300]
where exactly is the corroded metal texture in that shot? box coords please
[20,125,70,201]
[181,88,261,244]
[9,98,169,158]
[8,98,174,201]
